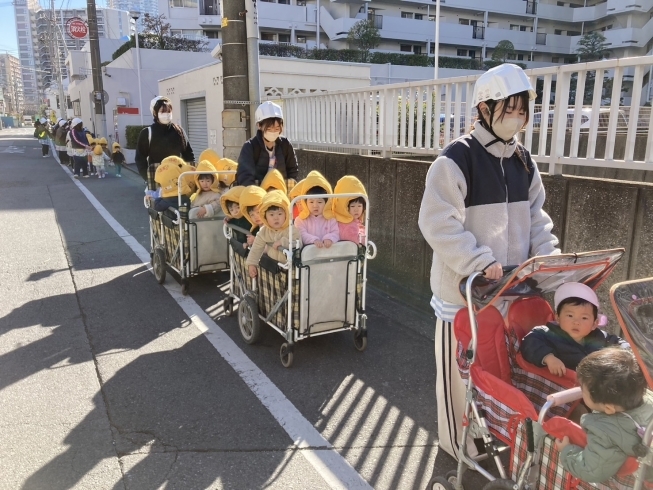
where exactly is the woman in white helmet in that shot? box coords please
[418,63,560,462]
[236,101,298,187]
[135,96,195,185]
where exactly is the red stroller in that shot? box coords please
[428,249,653,490]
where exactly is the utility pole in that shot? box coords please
[245,0,260,136]
[220,0,251,159]
[86,0,107,137]
[433,0,440,80]
[50,0,67,120]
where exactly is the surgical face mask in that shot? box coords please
[263,130,280,143]
[158,112,173,124]
[491,113,525,141]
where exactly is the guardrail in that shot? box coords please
[281,56,653,173]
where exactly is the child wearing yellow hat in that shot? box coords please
[239,185,266,247]
[111,142,125,177]
[246,190,302,278]
[91,141,111,179]
[294,171,339,249]
[260,169,287,194]
[220,186,251,243]
[189,160,223,219]
[153,156,193,212]
[333,176,368,244]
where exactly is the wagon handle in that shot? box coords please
[538,387,582,423]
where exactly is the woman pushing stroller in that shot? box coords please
[418,63,560,461]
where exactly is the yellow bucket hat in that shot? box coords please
[111,142,121,152]
[239,185,267,230]
[220,185,246,218]
[193,160,221,195]
[98,137,108,146]
[198,149,220,168]
[332,175,367,224]
[217,158,238,186]
[260,169,287,194]
[259,190,291,230]
[86,134,95,145]
[155,156,185,198]
[93,145,104,156]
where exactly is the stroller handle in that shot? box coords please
[538,386,582,423]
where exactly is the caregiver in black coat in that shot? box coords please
[236,101,298,187]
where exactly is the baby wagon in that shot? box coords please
[223,192,377,367]
[427,248,650,490]
[145,170,235,295]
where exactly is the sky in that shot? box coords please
[0,0,107,58]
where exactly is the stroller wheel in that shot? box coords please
[153,247,166,284]
[223,297,234,317]
[353,329,367,352]
[238,296,262,344]
[482,479,517,490]
[280,342,294,368]
[427,476,455,490]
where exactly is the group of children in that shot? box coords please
[83,136,126,179]
[218,170,368,279]
[518,282,653,484]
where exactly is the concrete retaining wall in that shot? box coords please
[296,149,653,324]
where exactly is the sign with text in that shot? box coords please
[66,17,88,39]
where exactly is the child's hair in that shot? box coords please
[246,206,257,215]
[348,196,366,211]
[305,186,327,196]
[266,205,282,213]
[226,200,238,209]
[556,296,598,320]
[577,349,647,411]
[198,174,214,182]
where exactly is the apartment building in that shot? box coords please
[13,0,131,113]
[107,0,158,29]
[0,53,24,115]
[157,0,652,66]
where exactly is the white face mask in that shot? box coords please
[158,112,173,124]
[491,114,525,141]
[263,130,280,143]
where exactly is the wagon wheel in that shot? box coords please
[426,476,454,490]
[152,247,166,284]
[238,296,262,344]
[353,329,367,352]
[482,479,517,490]
[280,342,294,368]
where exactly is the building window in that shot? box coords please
[507,53,517,60]
[203,30,219,38]
[415,13,423,20]
[413,45,422,54]
[552,56,560,63]
[400,44,412,52]
[601,25,612,31]
[457,48,467,56]
[278,33,290,43]
[554,29,563,35]
[73,100,81,116]
[401,12,413,19]
[510,24,519,31]
[297,35,306,43]
[517,54,524,60]
[261,32,275,41]
[459,18,469,25]
[170,0,198,8]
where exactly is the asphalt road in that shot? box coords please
[0,128,489,490]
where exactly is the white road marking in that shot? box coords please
[56,162,372,490]
[1,146,25,153]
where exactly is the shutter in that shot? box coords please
[185,97,208,154]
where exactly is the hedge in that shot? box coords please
[125,125,149,149]
[258,44,524,71]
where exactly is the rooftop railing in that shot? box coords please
[281,56,653,173]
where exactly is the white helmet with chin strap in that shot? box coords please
[150,96,171,117]
[255,101,283,124]
[472,63,536,107]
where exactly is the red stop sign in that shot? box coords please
[66,18,88,39]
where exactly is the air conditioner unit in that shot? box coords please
[116,97,127,106]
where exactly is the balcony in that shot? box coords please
[472,26,484,40]
[536,33,546,45]
[199,0,219,16]
[368,14,382,29]
[258,2,317,30]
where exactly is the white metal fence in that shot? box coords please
[281,56,653,173]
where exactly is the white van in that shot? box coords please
[23,115,33,125]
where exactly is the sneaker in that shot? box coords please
[83,175,89,178]
[73,175,79,179]
[117,174,122,177]
[42,155,48,158]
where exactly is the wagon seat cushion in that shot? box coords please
[509,297,578,389]
[454,306,539,421]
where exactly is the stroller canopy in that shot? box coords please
[460,248,625,311]
[611,278,653,388]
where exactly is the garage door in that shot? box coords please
[184,97,208,154]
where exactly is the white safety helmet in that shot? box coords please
[72,117,83,127]
[150,96,171,117]
[39,117,47,124]
[472,63,537,107]
[57,118,65,125]
[255,101,283,124]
